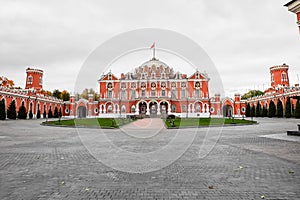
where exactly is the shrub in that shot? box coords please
[54,107,59,118]
[276,100,283,118]
[29,109,33,119]
[48,108,53,118]
[285,98,291,118]
[268,101,276,118]
[295,99,300,119]
[18,105,27,119]
[0,99,6,120]
[36,109,41,119]
[7,100,17,119]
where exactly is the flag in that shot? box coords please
[150,42,155,49]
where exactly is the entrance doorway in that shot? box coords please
[149,102,158,117]
[139,102,147,117]
[77,106,87,118]
[223,105,233,117]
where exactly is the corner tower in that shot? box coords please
[25,68,43,90]
[284,0,300,33]
[270,64,289,88]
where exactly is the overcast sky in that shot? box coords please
[0,0,299,97]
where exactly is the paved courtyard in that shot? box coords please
[0,118,300,200]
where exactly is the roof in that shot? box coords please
[284,0,298,7]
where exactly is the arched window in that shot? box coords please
[281,72,287,82]
[271,74,274,82]
[182,104,186,112]
[27,76,33,84]
[172,104,176,112]
[121,105,126,113]
[39,77,43,85]
[107,105,112,113]
[131,105,135,113]
[196,104,201,112]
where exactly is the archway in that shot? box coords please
[223,105,233,117]
[160,101,169,117]
[149,101,158,117]
[138,102,147,116]
[77,106,87,118]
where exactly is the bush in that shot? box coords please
[262,106,268,117]
[276,100,283,118]
[255,102,261,117]
[7,100,17,119]
[36,110,41,119]
[18,105,27,119]
[245,103,251,117]
[268,101,276,118]
[54,107,59,118]
[48,108,53,118]
[295,99,300,119]
[285,98,291,118]
[0,99,6,120]
[43,109,47,118]
[28,109,33,119]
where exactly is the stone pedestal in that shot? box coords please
[287,124,300,136]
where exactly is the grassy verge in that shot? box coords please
[164,117,256,128]
[42,118,134,128]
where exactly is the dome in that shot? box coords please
[133,58,175,79]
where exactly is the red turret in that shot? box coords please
[270,64,289,88]
[25,68,43,90]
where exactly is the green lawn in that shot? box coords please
[164,117,256,128]
[42,118,134,128]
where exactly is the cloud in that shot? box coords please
[0,0,299,97]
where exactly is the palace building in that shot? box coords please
[285,0,300,33]
[247,63,300,113]
[0,68,63,118]
[1,61,298,120]
[63,56,247,118]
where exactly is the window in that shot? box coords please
[182,104,186,112]
[281,72,287,82]
[181,89,186,99]
[172,104,176,112]
[65,108,69,113]
[141,90,145,97]
[131,105,135,113]
[107,105,112,113]
[171,89,177,99]
[121,90,126,99]
[121,105,126,112]
[241,107,246,112]
[108,74,112,80]
[161,90,166,97]
[94,108,98,113]
[39,77,43,85]
[131,90,135,99]
[210,107,214,113]
[108,90,112,98]
[196,104,201,112]
[151,90,156,96]
[28,76,33,84]
[271,74,274,82]
[195,89,200,98]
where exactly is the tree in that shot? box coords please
[54,107,59,118]
[59,107,62,118]
[53,89,62,99]
[285,98,292,118]
[241,90,264,100]
[48,107,53,118]
[295,99,300,119]
[36,109,41,119]
[28,109,33,119]
[268,101,276,118]
[79,88,99,101]
[245,103,251,117]
[250,105,255,118]
[276,100,283,118]
[17,105,27,119]
[255,102,261,117]
[61,90,70,101]
[7,100,17,119]
[0,99,6,120]
[43,109,47,118]
[262,105,268,117]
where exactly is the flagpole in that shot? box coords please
[153,42,155,59]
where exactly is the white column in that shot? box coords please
[146,103,150,115]
[157,104,161,115]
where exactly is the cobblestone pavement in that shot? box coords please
[0,118,299,200]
